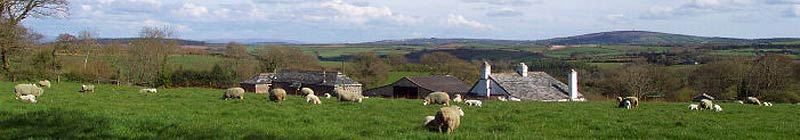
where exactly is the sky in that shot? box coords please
[22,0,800,43]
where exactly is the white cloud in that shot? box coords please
[173,3,209,18]
[793,4,800,16]
[461,0,540,6]
[641,0,758,19]
[446,14,494,30]
[316,0,419,24]
[138,19,191,33]
[486,8,524,17]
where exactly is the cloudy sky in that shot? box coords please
[22,0,800,43]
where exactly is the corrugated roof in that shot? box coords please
[490,72,582,101]
[405,76,470,93]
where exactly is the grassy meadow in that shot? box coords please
[1,82,799,139]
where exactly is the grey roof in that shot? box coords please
[405,76,470,94]
[490,72,582,101]
[693,93,715,100]
[273,69,360,86]
[241,73,275,84]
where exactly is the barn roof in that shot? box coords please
[273,69,360,86]
[405,76,470,94]
[693,93,715,101]
[489,72,582,101]
[241,73,274,84]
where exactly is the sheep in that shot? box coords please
[423,116,436,126]
[222,87,245,100]
[735,100,744,104]
[464,100,482,107]
[300,87,314,96]
[452,94,463,103]
[270,88,287,102]
[616,96,638,109]
[763,102,773,107]
[619,100,632,109]
[324,93,332,99]
[306,93,321,105]
[80,84,95,92]
[713,104,723,112]
[16,94,37,103]
[699,99,714,110]
[139,88,157,93]
[425,106,464,134]
[745,97,762,106]
[423,92,450,106]
[336,89,363,103]
[497,96,508,101]
[14,84,43,97]
[38,80,51,88]
[688,104,699,110]
[509,96,522,102]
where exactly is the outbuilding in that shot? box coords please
[364,75,470,99]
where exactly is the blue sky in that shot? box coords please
[22,0,800,43]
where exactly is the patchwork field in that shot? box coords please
[1,82,798,139]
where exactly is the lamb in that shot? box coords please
[616,96,639,109]
[745,97,762,106]
[464,100,482,107]
[300,87,314,96]
[763,102,773,107]
[14,84,43,97]
[16,94,37,103]
[713,104,723,112]
[497,96,508,101]
[425,106,464,134]
[452,94,463,103]
[423,92,450,106]
[699,99,714,110]
[423,116,436,126]
[80,84,95,92]
[38,80,51,88]
[324,93,332,99]
[306,93,321,105]
[139,88,157,93]
[222,87,245,100]
[688,104,699,110]
[336,89,363,103]
[270,88,287,102]
[619,100,632,109]
[509,96,522,102]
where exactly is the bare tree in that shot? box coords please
[78,30,97,69]
[128,26,178,84]
[255,46,320,72]
[348,52,389,88]
[0,0,68,79]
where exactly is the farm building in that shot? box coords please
[692,93,715,102]
[267,69,362,96]
[468,62,585,101]
[240,73,274,94]
[363,75,470,99]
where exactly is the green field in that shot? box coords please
[2,82,798,139]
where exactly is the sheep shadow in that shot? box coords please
[0,109,118,139]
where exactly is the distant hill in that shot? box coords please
[359,38,534,46]
[204,38,303,45]
[97,38,206,46]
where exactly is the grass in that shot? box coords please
[2,81,799,139]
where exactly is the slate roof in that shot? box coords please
[241,73,275,84]
[272,69,360,86]
[405,76,470,94]
[490,72,582,101]
[693,93,715,101]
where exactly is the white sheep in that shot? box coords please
[139,88,157,93]
[452,94,463,103]
[324,93,332,99]
[38,80,51,88]
[16,94,37,103]
[423,116,435,126]
[509,96,521,102]
[688,104,699,110]
[80,84,95,92]
[621,100,632,109]
[464,100,482,107]
[763,102,773,107]
[735,100,744,104]
[497,96,508,101]
[306,94,321,105]
[713,104,723,112]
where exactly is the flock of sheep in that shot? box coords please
[12,80,104,103]
[616,96,775,112]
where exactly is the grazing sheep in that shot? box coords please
[270,88,287,102]
[616,96,638,109]
[699,99,714,110]
[324,93,332,99]
[300,87,314,96]
[306,94,321,105]
[16,94,37,103]
[14,84,43,97]
[336,89,363,103]
[222,87,245,100]
[452,94,463,103]
[80,84,95,92]
[763,102,773,107]
[497,96,508,101]
[619,100,632,109]
[38,80,51,88]
[139,88,157,93]
[745,97,762,106]
[735,100,744,104]
[423,92,450,106]
[688,104,699,110]
[509,96,522,102]
[713,104,723,112]
[425,106,464,134]
[423,116,436,126]
[464,100,482,107]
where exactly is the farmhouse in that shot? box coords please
[240,70,362,95]
[692,93,715,102]
[468,62,585,101]
[364,75,470,99]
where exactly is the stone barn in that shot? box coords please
[240,73,274,94]
[364,75,470,99]
[268,69,362,96]
[468,62,585,101]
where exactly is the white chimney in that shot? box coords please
[517,63,528,77]
[569,69,578,101]
[480,61,491,79]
